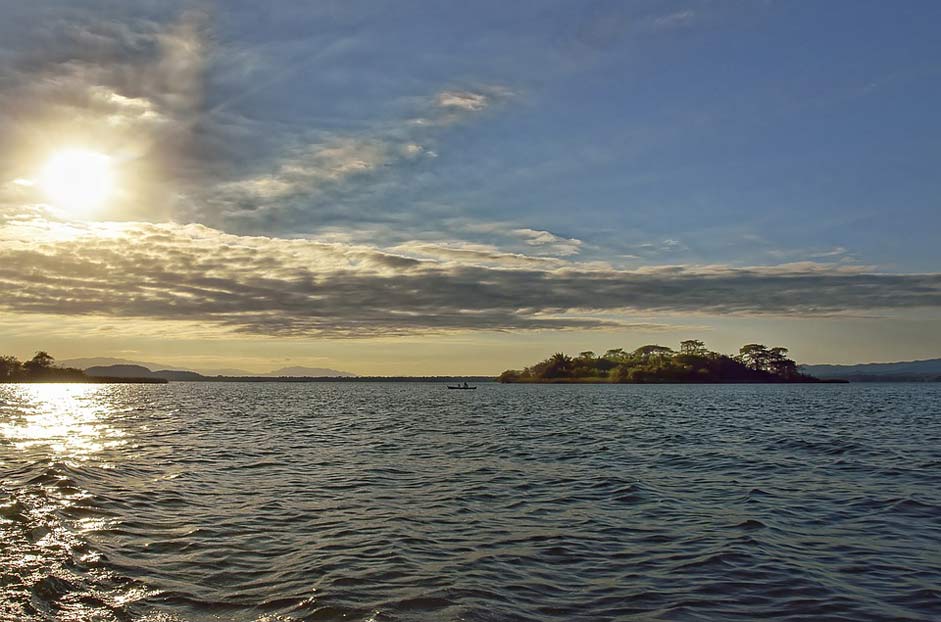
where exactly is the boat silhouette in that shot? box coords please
[447,383,477,390]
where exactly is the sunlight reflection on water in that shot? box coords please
[0,384,139,621]
[0,384,125,460]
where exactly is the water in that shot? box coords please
[1,382,939,621]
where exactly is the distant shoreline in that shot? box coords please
[0,377,167,384]
[155,376,496,383]
[1,352,169,384]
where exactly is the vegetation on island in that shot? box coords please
[0,352,166,383]
[498,340,829,384]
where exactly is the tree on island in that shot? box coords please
[23,351,55,376]
[633,345,675,361]
[738,344,799,379]
[0,355,23,380]
[499,340,819,384]
[680,339,707,356]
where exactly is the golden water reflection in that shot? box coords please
[0,384,126,460]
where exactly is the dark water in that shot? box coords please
[1,383,940,621]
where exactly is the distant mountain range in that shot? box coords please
[61,357,356,378]
[800,358,941,382]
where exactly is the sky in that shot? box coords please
[1,0,940,375]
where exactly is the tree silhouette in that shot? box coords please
[0,355,22,380]
[543,352,574,378]
[680,340,707,356]
[766,347,798,379]
[739,344,769,371]
[633,345,674,361]
[603,348,627,362]
[24,351,55,374]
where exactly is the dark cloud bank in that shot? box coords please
[1,221,939,338]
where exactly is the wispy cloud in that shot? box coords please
[388,241,568,269]
[188,82,514,232]
[436,90,489,111]
[652,10,697,30]
[510,228,583,256]
[216,137,389,202]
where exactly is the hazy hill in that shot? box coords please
[62,357,168,371]
[267,366,356,377]
[197,367,257,377]
[83,363,359,381]
[66,357,257,376]
[85,364,158,378]
[801,358,941,381]
[153,370,207,381]
[65,358,355,378]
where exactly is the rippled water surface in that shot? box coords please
[1,382,940,621]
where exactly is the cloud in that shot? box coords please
[767,245,854,261]
[388,241,568,269]
[510,228,583,256]
[417,86,511,127]
[628,238,690,257]
[435,90,489,111]
[216,137,388,203]
[456,222,585,258]
[652,10,696,29]
[1,216,939,339]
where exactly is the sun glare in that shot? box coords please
[39,149,114,213]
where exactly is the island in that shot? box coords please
[499,341,841,384]
[0,352,167,383]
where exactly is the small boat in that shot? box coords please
[447,384,477,390]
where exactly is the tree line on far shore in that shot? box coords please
[0,352,87,382]
[498,341,818,383]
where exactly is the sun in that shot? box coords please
[39,149,115,213]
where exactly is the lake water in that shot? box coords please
[1,382,939,621]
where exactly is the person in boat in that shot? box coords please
[462,381,468,388]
